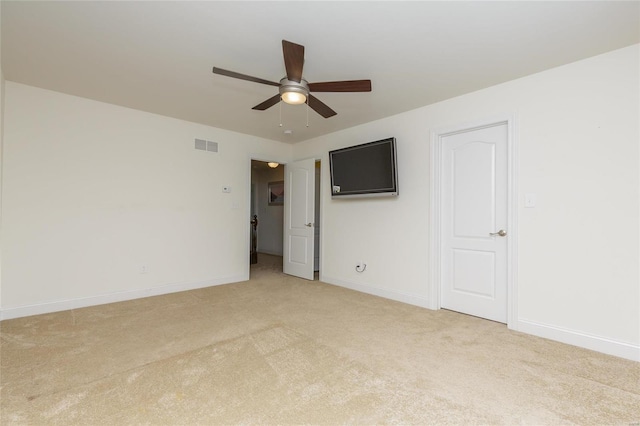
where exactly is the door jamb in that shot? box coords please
[428,115,519,329]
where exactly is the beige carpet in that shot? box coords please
[1,254,638,424]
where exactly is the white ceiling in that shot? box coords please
[2,1,639,143]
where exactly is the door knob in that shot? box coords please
[490,229,507,237]
[305,223,314,227]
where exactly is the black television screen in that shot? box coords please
[329,137,398,198]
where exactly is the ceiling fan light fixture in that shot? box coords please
[279,78,309,105]
[267,162,279,168]
[281,91,307,105]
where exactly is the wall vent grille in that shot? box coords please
[194,139,206,150]
[207,141,219,152]
[195,139,218,153]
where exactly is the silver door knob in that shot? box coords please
[305,223,314,227]
[490,229,507,237]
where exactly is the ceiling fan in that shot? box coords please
[212,40,372,118]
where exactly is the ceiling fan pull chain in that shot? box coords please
[279,100,283,127]
[306,97,309,127]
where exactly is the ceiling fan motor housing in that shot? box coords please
[279,78,309,104]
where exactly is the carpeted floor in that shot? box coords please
[1,254,639,424]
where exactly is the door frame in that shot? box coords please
[246,155,288,279]
[428,115,519,329]
[246,155,323,279]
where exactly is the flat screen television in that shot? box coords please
[329,137,398,198]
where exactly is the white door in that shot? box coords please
[284,158,315,280]
[440,123,508,323]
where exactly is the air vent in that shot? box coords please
[207,141,218,152]
[195,139,206,150]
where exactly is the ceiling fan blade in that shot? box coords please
[308,94,337,118]
[282,40,304,83]
[252,94,281,111]
[309,80,372,92]
[212,67,280,87]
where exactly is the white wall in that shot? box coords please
[1,82,292,318]
[294,45,640,360]
[0,2,4,310]
[252,164,284,256]
[0,72,3,312]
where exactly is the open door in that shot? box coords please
[283,158,315,280]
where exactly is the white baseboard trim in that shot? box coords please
[321,275,430,309]
[321,275,638,362]
[516,318,640,362]
[0,273,248,321]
